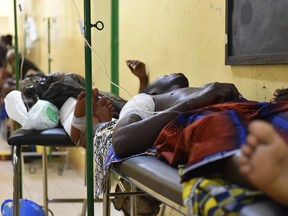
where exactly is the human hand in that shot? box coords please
[270,88,288,103]
[126,60,147,80]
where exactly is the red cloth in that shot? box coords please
[154,101,288,167]
[155,110,247,166]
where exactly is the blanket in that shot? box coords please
[93,119,155,197]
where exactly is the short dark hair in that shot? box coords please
[5,35,13,46]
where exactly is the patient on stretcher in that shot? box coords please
[70,62,288,212]
[113,77,288,213]
[83,73,243,198]
[111,74,288,211]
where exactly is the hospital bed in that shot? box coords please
[103,155,288,216]
[104,155,186,215]
[8,127,288,216]
[7,126,185,216]
[7,127,91,216]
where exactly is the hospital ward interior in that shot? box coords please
[1,0,288,215]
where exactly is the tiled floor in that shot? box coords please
[0,158,125,216]
[0,133,124,216]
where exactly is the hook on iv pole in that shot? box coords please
[91,21,104,30]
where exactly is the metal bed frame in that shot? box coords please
[103,155,187,216]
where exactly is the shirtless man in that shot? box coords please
[113,76,288,208]
[112,76,240,158]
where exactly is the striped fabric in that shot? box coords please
[182,176,267,216]
[154,101,288,177]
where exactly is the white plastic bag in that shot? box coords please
[4,90,28,126]
[4,90,59,130]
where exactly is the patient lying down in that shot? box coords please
[69,70,288,210]
[111,70,288,210]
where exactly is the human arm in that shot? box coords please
[126,60,149,93]
[112,107,181,158]
[112,82,241,158]
[270,88,288,103]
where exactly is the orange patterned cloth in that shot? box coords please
[154,101,288,176]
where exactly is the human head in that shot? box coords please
[5,35,13,47]
[143,73,189,95]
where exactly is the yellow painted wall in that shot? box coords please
[16,0,86,75]
[118,0,288,102]
[4,0,288,175]
[1,0,88,174]
[0,0,14,35]
[1,0,112,176]
[19,0,87,174]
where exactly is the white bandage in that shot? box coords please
[118,93,155,120]
[72,116,86,132]
[60,97,77,136]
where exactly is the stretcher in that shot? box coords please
[103,155,288,216]
[104,155,186,215]
[8,128,288,216]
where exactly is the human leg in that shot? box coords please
[238,120,288,205]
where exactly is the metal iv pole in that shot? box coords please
[84,0,94,215]
[83,0,117,215]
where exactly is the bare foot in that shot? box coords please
[238,120,288,205]
[71,88,114,147]
[93,96,115,123]
[74,88,114,122]
[74,91,86,117]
